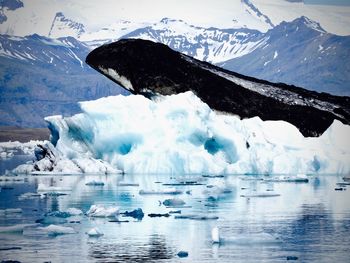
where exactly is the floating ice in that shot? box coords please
[41,224,76,236]
[65,207,83,216]
[175,214,219,220]
[12,92,350,175]
[121,208,144,220]
[85,180,105,186]
[163,198,186,207]
[86,227,104,237]
[240,192,281,198]
[18,192,41,201]
[86,204,119,218]
[211,227,280,244]
[264,175,309,183]
[139,188,183,195]
[0,208,22,214]
[0,224,35,234]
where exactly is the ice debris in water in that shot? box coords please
[0,224,35,234]
[240,192,281,198]
[0,208,22,214]
[121,208,144,220]
[11,92,350,175]
[163,198,186,207]
[40,224,76,236]
[264,174,309,183]
[139,188,183,195]
[86,204,119,218]
[86,227,104,237]
[18,192,41,200]
[211,227,280,244]
[85,180,105,186]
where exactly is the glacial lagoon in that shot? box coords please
[0,173,350,263]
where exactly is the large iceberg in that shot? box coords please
[14,92,350,175]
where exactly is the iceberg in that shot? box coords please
[12,92,350,175]
[40,224,76,236]
[86,204,119,218]
[86,227,104,237]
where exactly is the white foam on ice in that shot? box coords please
[14,92,350,175]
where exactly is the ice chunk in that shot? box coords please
[121,208,144,220]
[264,175,309,183]
[65,207,83,216]
[211,227,280,245]
[0,208,22,214]
[18,192,41,200]
[0,224,35,233]
[212,226,220,243]
[86,227,104,237]
[175,214,219,220]
[41,224,76,236]
[177,251,189,258]
[240,193,281,198]
[86,204,119,217]
[163,198,185,207]
[139,188,183,195]
[85,180,105,186]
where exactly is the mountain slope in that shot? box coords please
[219,17,350,95]
[86,39,350,137]
[48,12,85,39]
[0,34,127,127]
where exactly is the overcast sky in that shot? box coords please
[1,0,350,35]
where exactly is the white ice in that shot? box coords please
[86,227,104,237]
[40,224,76,236]
[86,204,119,218]
[13,92,350,175]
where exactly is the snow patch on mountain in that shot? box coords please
[48,12,85,39]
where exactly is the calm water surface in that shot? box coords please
[0,173,349,262]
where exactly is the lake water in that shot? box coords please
[0,173,349,262]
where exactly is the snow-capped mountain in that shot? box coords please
[48,12,85,39]
[220,16,350,95]
[122,18,267,64]
[0,34,127,127]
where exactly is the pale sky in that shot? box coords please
[1,0,350,35]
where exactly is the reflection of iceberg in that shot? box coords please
[14,92,350,175]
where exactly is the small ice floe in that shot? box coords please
[148,213,170,218]
[211,227,280,245]
[18,192,41,201]
[0,224,35,234]
[37,183,71,197]
[118,183,139,187]
[43,208,83,219]
[343,176,350,182]
[121,208,144,220]
[162,181,204,186]
[86,227,104,237]
[85,180,105,186]
[162,198,186,207]
[264,174,309,183]
[239,176,264,181]
[175,214,218,220]
[139,188,183,195]
[177,251,189,258]
[202,174,225,178]
[0,208,22,215]
[40,224,76,236]
[86,204,119,218]
[65,207,83,216]
[240,192,281,198]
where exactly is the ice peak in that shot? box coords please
[48,12,85,39]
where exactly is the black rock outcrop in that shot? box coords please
[86,39,350,137]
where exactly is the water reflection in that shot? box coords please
[0,174,349,262]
